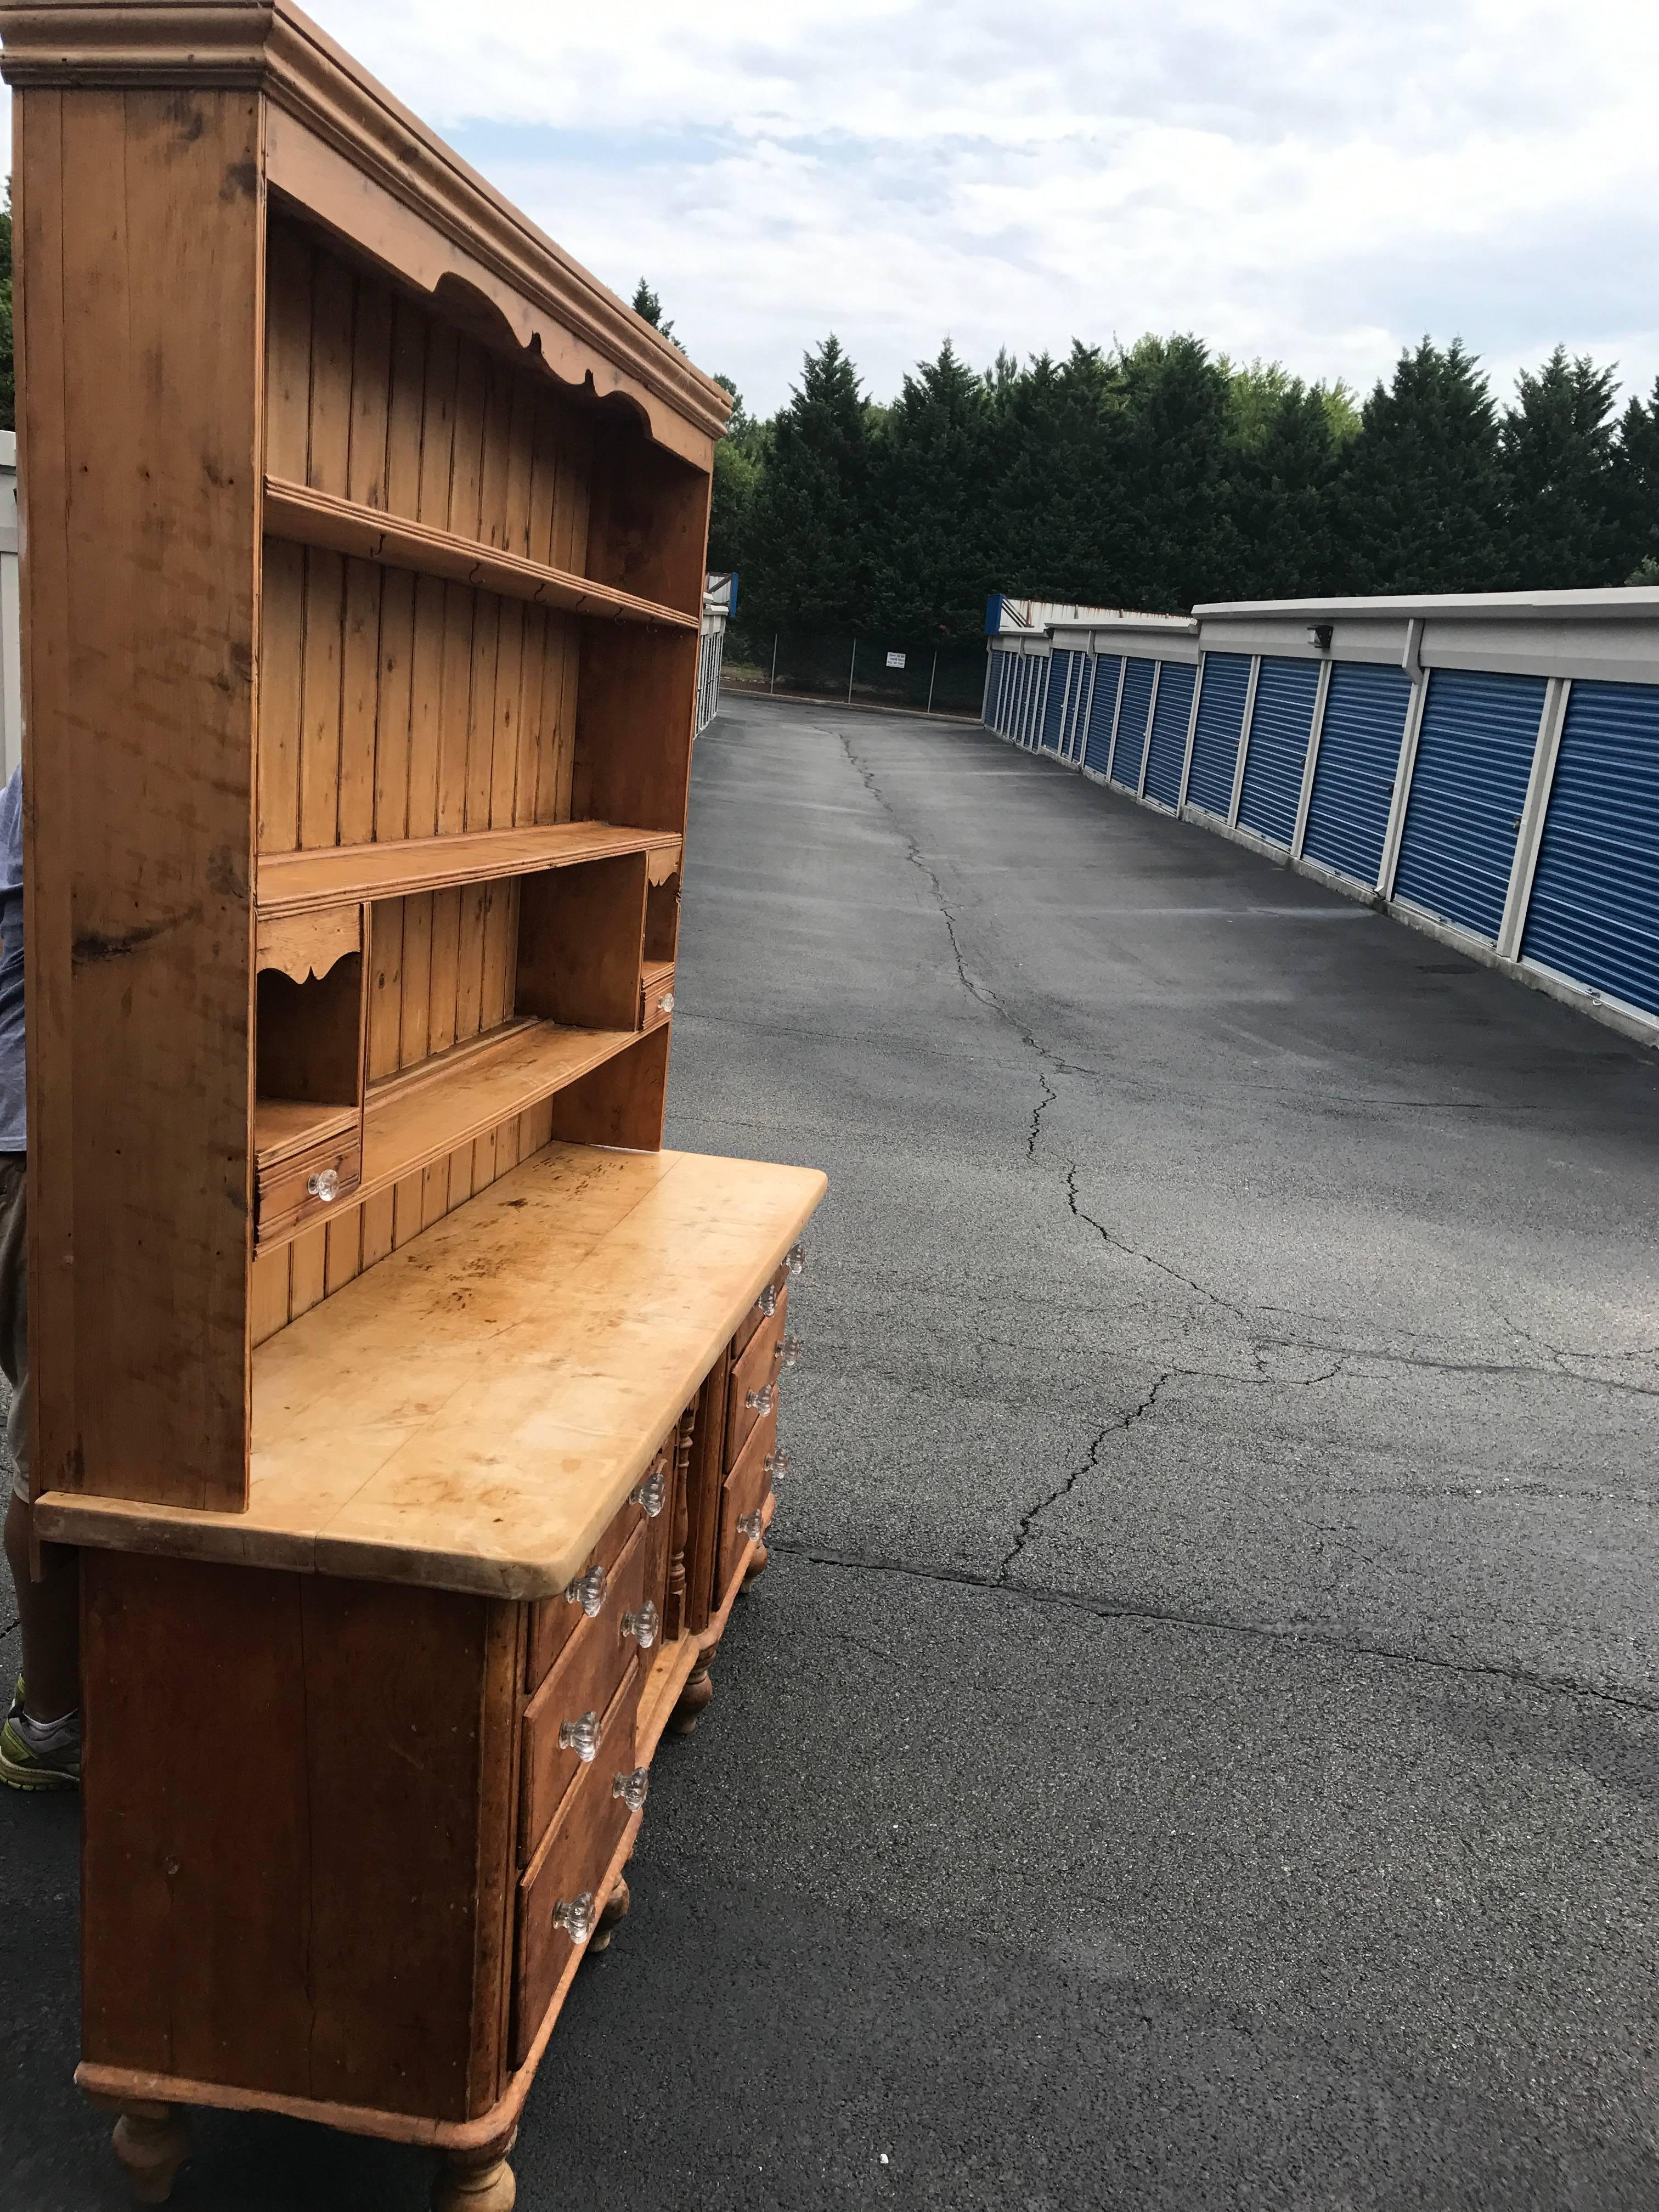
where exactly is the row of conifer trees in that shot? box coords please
[705,332,1659,643]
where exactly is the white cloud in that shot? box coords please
[7,0,1657,415]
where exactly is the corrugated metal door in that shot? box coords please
[1064,656,1092,760]
[1302,661,1413,888]
[1143,662,1196,809]
[1013,657,1032,742]
[1041,652,1073,751]
[1186,652,1250,817]
[1083,657,1122,775]
[1393,668,1544,939]
[1111,657,1156,789]
[987,650,1006,730]
[1237,656,1319,847]
[1022,659,1043,747]
[997,650,1017,732]
[1521,679,1659,1017]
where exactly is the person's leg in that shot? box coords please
[4,1493,78,1722]
[0,1153,80,1781]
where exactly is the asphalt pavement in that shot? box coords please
[3,692,1655,2209]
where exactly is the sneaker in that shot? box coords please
[0,1707,80,1790]
[5,1675,20,1724]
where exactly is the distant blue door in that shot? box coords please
[1237,656,1319,847]
[1186,653,1250,818]
[1083,658,1122,775]
[1143,662,1196,809]
[1111,658,1156,789]
[1521,679,1659,1017]
[1393,668,1545,939]
[1302,661,1414,889]
[1041,653,1074,751]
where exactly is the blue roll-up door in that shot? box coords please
[1521,680,1659,1017]
[1111,657,1156,789]
[1143,662,1196,809]
[1237,656,1319,847]
[1041,652,1073,751]
[1023,660,1042,747]
[1064,656,1091,760]
[1083,657,1122,775]
[1013,658,1031,742]
[999,651,1018,733]
[1186,653,1251,817]
[1302,661,1413,888]
[989,651,1008,730]
[1393,667,1544,939]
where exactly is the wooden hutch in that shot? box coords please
[0,3,823,2203]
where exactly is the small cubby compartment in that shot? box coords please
[254,930,368,1245]
[516,850,647,1031]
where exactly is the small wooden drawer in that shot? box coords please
[526,1487,646,1692]
[725,1297,787,1466]
[519,1518,653,1863]
[719,1398,777,1601]
[732,1266,787,1359]
[514,1662,641,2065]
[639,962,675,1030]
[254,1121,362,1246]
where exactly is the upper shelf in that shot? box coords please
[258,822,684,917]
[263,478,702,633]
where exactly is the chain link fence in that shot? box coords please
[721,623,986,719]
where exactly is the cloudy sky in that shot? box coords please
[35,0,1659,420]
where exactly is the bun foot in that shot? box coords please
[669,1651,714,1734]
[588,1873,631,1954]
[112,2104,189,2205]
[433,2127,517,2212]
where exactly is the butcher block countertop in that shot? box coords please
[35,1145,826,1600]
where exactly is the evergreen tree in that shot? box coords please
[708,375,764,575]
[629,278,685,354]
[1611,377,1659,579]
[1330,339,1504,592]
[867,340,997,636]
[1111,334,1245,610]
[743,336,873,630]
[1498,347,1621,587]
[1229,376,1343,599]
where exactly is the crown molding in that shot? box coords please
[0,0,732,447]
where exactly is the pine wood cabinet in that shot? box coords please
[1,5,823,2202]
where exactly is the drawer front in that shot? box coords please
[526,1487,646,1691]
[725,1297,788,1465]
[520,1519,653,1862]
[256,1131,363,1246]
[732,1265,787,1358]
[514,1663,641,2066]
[639,966,676,1030]
[719,1399,777,1601]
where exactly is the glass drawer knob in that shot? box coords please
[757,1284,779,1318]
[736,1506,765,1544]
[307,1168,340,1202]
[765,1448,790,1487]
[658,990,675,1014]
[786,1240,805,1277]
[622,1599,659,1650]
[774,1334,800,1371]
[552,1892,596,1945]
[612,1765,650,1812]
[630,1464,668,1518]
[565,1563,607,1615]
[558,1709,602,1762]
[745,1384,774,1415]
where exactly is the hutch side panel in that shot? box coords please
[81,1551,518,2124]
[18,86,264,1509]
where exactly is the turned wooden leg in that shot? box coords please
[742,1538,770,1587]
[669,1649,714,1734]
[588,1872,631,1954]
[433,2125,517,2212]
[111,2103,189,2206]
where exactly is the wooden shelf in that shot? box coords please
[256,1099,357,1167]
[264,478,700,633]
[34,1145,829,1600]
[359,1018,640,1201]
[257,822,683,917]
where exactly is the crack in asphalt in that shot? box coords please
[998,1373,1177,1582]
[765,1539,1659,1718]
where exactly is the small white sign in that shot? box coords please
[885,651,906,669]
